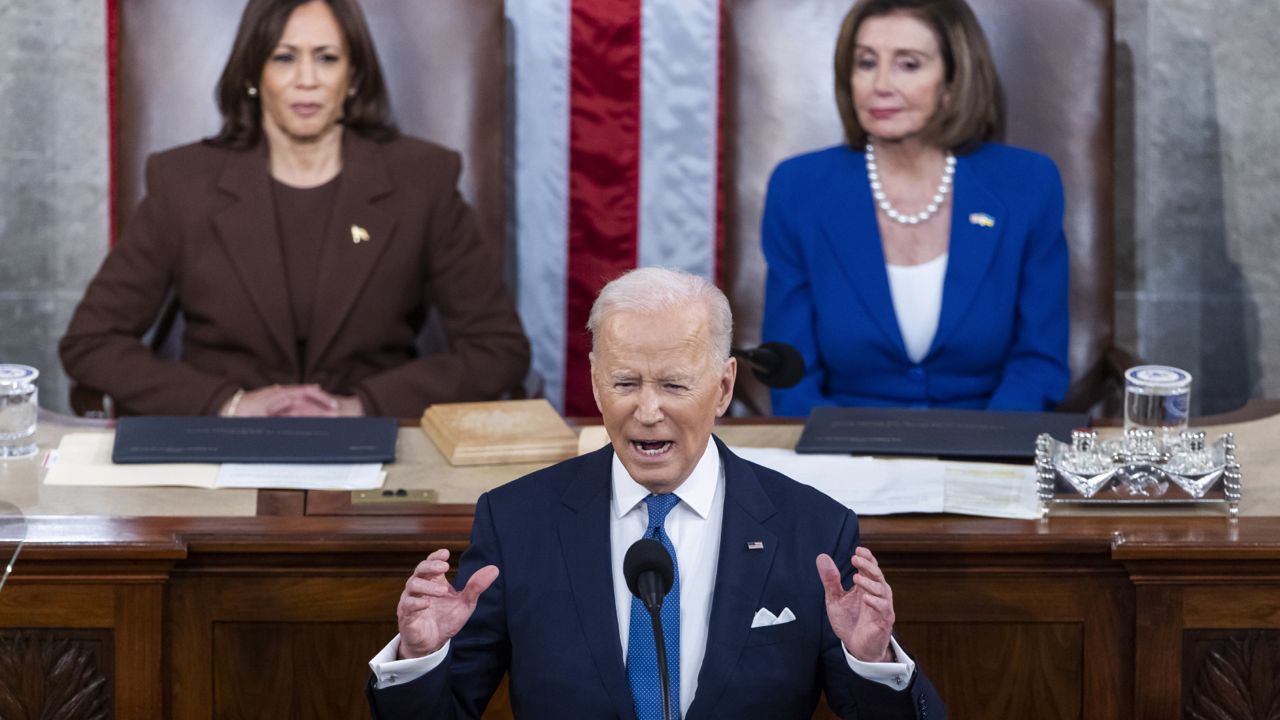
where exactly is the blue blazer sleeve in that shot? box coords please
[367,492,511,720]
[985,156,1070,411]
[761,159,838,417]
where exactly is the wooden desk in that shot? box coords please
[3,411,1280,719]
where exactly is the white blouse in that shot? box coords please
[885,253,948,364]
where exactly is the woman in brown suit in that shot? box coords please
[61,0,529,418]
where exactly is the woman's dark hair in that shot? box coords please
[207,0,396,148]
[834,0,1002,152]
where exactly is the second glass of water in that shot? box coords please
[1123,365,1191,448]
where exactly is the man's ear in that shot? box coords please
[589,352,603,412]
[715,357,737,418]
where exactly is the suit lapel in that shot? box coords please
[558,446,637,720]
[930,153,1005,356]
[304,132,397,373]
[211,145,299,369]
[686,438,778,720]
[818,149,907,355]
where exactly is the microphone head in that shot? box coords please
[623,538,674,599]
[754,342,805,389]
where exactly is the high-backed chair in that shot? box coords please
[723,0,1132,415]
[115,0,505,249]
[71,0,507,415]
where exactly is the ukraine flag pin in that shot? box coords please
[968,213,995,228]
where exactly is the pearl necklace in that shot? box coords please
[865,143,956,225]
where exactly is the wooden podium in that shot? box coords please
[5,408,1280,718]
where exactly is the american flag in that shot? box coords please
[509,0,724,415]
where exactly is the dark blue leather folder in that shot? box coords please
[795,407,1087,462]
[111,416,399,464]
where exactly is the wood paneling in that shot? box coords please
[4,515,1280,718]
[211,622,397,720]
[0,578,167,717]
[169,572,408,718]
[1183,631,1280,720]
[0,630,112,720]
[901,622,1083,719]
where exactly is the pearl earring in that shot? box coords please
[246,85,258,98]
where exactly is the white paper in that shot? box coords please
[45,432,220,488]
[942,463,1040,519]
[730,445,1039,519]
[216,463,385,490]
[730,447,945,515]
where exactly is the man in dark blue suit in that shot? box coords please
[367,268,944,719]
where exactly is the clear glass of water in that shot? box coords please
[0,365,39,459]
[1123,365,1191,449]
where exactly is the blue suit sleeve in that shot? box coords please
[367,493,511,720]
[819,512,945,719]
[986,157,1071,411]
[761,162,839,417]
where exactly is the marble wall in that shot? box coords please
[1115,0,1280,414]
[0,0,1277,415]
[0,0,109,416]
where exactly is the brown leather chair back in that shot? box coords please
[723,0,1113,413]
[116,0,506,251]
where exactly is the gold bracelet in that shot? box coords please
[223,389,245,417]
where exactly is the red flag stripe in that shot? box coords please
[563,0,644,417]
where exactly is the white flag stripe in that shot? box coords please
[510,0,572,409]
[636,0,721,279]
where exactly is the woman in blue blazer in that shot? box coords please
[763,0,1069,416]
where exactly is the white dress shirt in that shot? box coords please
[886,253,948,364]
[370,439,915,704]
[609,436,724,716]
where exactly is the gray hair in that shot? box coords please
[587,267,734,361]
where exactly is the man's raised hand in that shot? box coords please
[396,548,499,659]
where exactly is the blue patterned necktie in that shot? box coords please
[627,493,681,720]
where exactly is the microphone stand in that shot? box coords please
[646,603,673,720]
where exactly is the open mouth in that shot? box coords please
[631,440,673,457]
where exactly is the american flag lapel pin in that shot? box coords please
[746,540,765,551]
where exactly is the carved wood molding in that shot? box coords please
[0,630,112,720]
[1186,631,1280,720]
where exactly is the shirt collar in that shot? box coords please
[611,436,721,520]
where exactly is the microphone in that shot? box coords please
[731,342,805,389]
[624,538,676,720]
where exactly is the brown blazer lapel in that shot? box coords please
[211,145,300,371]
[305,132,397,372]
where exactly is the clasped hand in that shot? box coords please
[397,549,500,659]
[816,546,896,663]
[222,383,364,417]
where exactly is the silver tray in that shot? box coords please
[1034,430,1242,517]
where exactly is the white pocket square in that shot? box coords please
[750,606,796,628]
